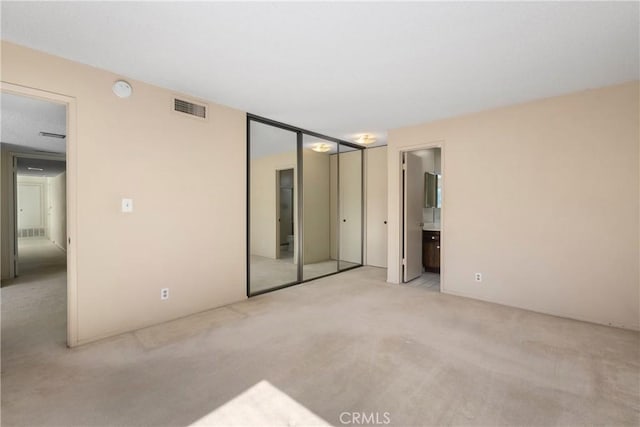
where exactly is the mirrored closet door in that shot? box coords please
[302,134,338,281]
[338,144,363,270]
[248,120,298,294]
[247,115,364,296]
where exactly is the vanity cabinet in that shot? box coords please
[422,230,440,273]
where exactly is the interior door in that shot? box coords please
[18,184,43,230]
[339,147,362,268]
[403,152,423,282]
[365,147,388,267]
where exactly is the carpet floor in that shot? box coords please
[1,263,638,426]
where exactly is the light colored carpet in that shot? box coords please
[3,237,67,283]
[1,266,638,426]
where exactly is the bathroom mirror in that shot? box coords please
[425,172,441,208]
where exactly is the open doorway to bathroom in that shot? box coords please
[276,168,295,260]
[402,147,442,291]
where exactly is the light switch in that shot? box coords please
[121,198,133,213]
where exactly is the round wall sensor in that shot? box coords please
[112,80,132,98]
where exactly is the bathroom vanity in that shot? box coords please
[422,229,440,272]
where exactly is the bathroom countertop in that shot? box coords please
[422,223,441,231]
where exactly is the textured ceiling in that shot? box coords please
[2,2,638,145]
[1,93,67,154]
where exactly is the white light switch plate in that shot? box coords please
[121,198,133,213]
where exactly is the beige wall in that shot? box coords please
[48,172,66,250]
[250,151,297,259]
[388,81,640,330]
[1,41,247,344]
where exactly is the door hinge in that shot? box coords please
[402,258,406,266]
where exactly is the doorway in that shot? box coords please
[402,147,442,291]
[1,84,78,346]
[277,168,294,260]
[15,157,67,277]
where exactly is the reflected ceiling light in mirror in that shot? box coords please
[355,134,376,145]
[311,143,332,153]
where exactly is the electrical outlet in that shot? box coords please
[160,288,169,300]
[474,273,482,282]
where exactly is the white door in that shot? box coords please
[339,149,362,266]
[366,147,388,267]
[403,152,423,282]
[18,183,44,230]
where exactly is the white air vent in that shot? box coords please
[174,98,207,119]
[18,227,46,238]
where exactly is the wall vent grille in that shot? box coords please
[18,228,46,238]
[174,98,207,119]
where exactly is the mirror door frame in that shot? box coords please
[246,114,365,297]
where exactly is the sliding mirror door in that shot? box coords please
[247,115,365,296]
[249,120,298,294]
[338,144,363,270]
[302,135,338,280]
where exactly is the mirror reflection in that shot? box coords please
[302,136,338,280]
[424,172,442,208]
[338,144,362,270]
[248,117,365,295]
[249,121,298,293]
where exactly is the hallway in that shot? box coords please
[12,237,66,279]
[1,237,68,394]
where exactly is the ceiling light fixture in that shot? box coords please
[112,79,133,98]
[27,167,44,171]
[39,131,66,139]
[311,143,332,153]
[355,134,376,145]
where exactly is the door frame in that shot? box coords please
[1,82,79,347]
[395,141,445,290]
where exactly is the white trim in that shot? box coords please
[1,81,79,347]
